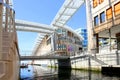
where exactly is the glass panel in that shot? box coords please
[100,11,105,23]
[106,7,113,19]
[56,29,62,33]
[114,2,120,16]
[93,0,98,8]
[94,15,99,26]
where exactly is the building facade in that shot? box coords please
[86,0,120,53]
[0,0,20,80]
[75,28,88,49]
[32,27,83,66]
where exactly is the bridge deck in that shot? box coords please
[20,56,70,60]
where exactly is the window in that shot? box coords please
[99,0,104,4]
[100,11,105,23]
[56,29,62,33]
[83,34,87,37]
[106,7,113,19]
[94,15,99,26]
[93,0,98,8]
[114,2,120,16]
[84,29,87,32]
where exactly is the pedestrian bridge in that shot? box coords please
[20,53,107,65]
[20,55,70,60]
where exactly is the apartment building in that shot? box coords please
[86,0,120,53]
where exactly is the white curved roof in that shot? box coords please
[14,0,85,55]
[51,0,84,26]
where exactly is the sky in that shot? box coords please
[13,0,86,55]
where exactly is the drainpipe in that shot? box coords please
[85,0,94,53]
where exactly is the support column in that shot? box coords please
[116,33,120,65]
[88,56,91,70]
[116,51,119,65]
[95,34,99,53]
[86,0,94,53]
[116,33,120,50]
[58,58,71,69]
[108,29,111,51]
[0,3,3,59]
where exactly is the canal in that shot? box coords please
[20,65,120,80]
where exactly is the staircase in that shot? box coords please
[88,55,107,65]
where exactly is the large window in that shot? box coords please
[94,15,99,26]
[106,7,113,19]
[93,0,98,8]
[100,11,105,23]
[114,2,120,16]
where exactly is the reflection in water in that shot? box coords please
[20,65,34,80]
[20,65,120,80]
[58,68,71,80]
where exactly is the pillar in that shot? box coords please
[95,34,99,53]
[86,0,94,53]
[108,29,111,51]
[58,58,71,69]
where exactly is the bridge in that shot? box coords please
[20,55,70,60]
[20,53,108,65]
[13,0,85,59]
[1,0,120,80]
[14,0,85,61]
[1,0,118,67]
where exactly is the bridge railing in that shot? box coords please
[20,50,33,56]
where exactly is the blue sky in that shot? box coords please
[13,0,86,55]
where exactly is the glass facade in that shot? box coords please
[55,28,83,55]
[75,28,88,48]
[114,2,120,16]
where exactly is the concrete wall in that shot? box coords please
[71,51,119,71]
[0,32,20,80]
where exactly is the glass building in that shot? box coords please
[75,28,88,48]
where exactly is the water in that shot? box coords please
[20,65,120,80]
